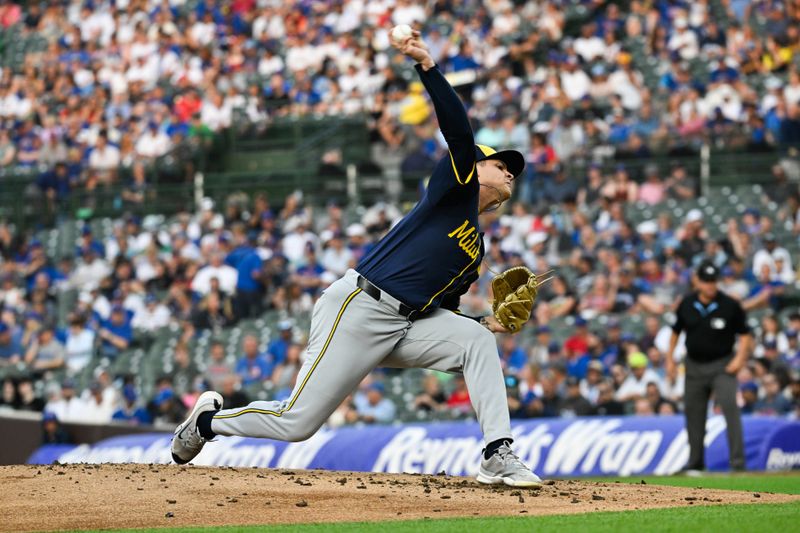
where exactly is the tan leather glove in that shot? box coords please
[491,267,545,333]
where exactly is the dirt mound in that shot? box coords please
[1,464,796,532]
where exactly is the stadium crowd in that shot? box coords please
[0,0,799,435]
[0,0,796,205]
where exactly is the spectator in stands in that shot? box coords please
[592,380,626,416]
[64,313,95,375]
[740,381,759,415]
[664,163,696,200]
[192,290,235,331]
[320,232,353,278]
[15,377,44,412]
[0,129,16,166]
[224,224,264,319]
[205,341,234,391]
[602,165,639,203]
[69,248,111,292]
[41,411,71,444]
[24,326,65,373]
[616,352,665,404]
[191,251,238,296]
[170,344,198,398]
[235,334,272,386]
[563,317,595,360]
[414,373,447,413]
[560,376,593,417]
[79,381,114,423]
[112,384,152,425]
[1,378,16,408]
[646,382,678,415]
[0,321,22,366]
[272,343,303,398]
[97,305,132,360]
[132,293,171,332]
[88,132,120,184]
[135,121,172,160]
[354,382,396,424]
[498,335,528,376]
[578,275,615,318]
[267,320,293,367]
[149,387,186,427]
[219,375,249,410]
[445,375,473,415]
[754,373,792,416]
[45,379,84,423]
[580,360,606,404]
[753,233,794,284]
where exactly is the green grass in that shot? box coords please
[74,503,800,533]
[586,472,800,495]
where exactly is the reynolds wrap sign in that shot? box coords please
[28,416,800,476]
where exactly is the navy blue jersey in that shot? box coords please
[357,64,483,312]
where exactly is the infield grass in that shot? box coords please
[587,471,800,495]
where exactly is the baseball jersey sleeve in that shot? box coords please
[731,300,750,335]
[415,64,476,188]
[672,297,687,333]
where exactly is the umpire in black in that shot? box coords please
[666,260,752,472]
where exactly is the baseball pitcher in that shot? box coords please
[172,29,545,487]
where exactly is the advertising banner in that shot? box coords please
[28,416,800,477]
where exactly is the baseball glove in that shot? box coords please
[491,267,550,333]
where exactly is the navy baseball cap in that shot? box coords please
[740,381,758,394]
[475,144,525,179]
[154,389,174,406]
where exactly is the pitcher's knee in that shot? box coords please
[284,426,317,442]
[277,414,325,442]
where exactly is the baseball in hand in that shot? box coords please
[391,24,413,43]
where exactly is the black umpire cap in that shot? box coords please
[696,260,720,282]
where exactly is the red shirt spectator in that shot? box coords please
[446,376,472,412]
[174,91,203,123]
[564,318,592,359]
[0,3,21,28]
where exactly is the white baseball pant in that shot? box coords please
[210,269,512,445]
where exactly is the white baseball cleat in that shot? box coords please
[476,441,543,487]
[171,391,223,464]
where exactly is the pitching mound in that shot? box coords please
[2,464,796,532]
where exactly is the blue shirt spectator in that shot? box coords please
[98,306,133,359]
[235,334,273,385]
[498,337,528,375]
[0,322,23,365]
[354,383,396,423]
[112,385,153,425]
[37,163,73,200]
[226,244,262,293]
[267,321,293,366]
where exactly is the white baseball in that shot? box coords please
[391,24,413,43]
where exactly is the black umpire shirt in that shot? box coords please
[672,291,750,362]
